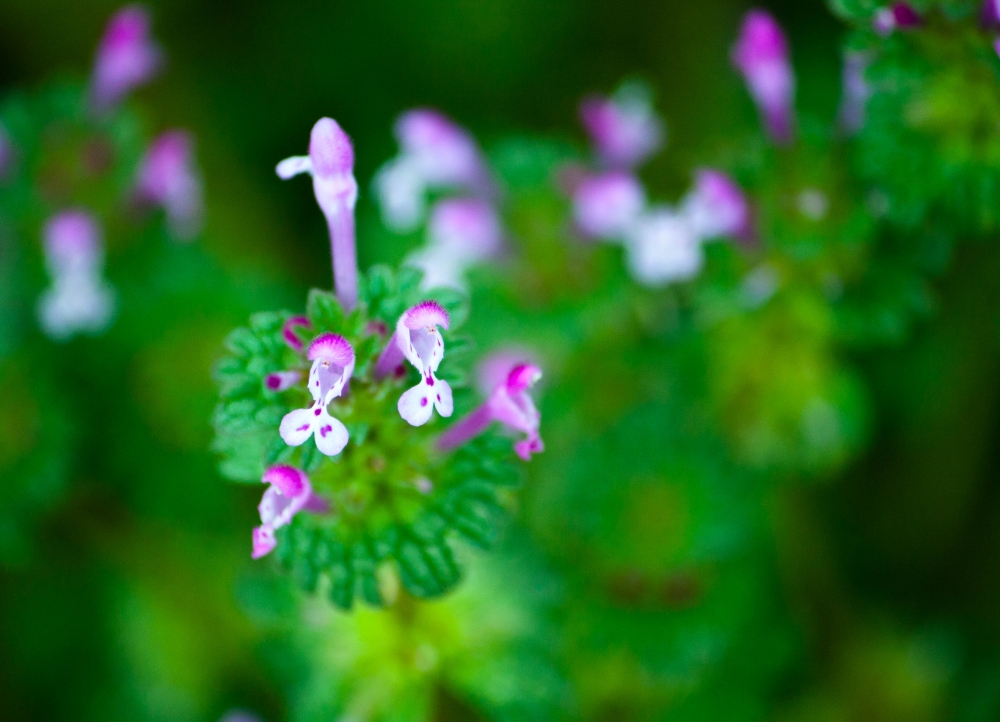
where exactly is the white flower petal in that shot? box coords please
[313,411,349,456]
[276,155,312,179]
[398,382,435,426]
[279,407,317,446]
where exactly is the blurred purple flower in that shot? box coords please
[396,301,454,427]
[873,3,922,35]
[580,83,665,169]
[252,466,328,559]
[374,109,490,232]
[136,130,203,240]
[680,169,751,242]
[407,198,503,290]
[572,171,646,241]
[732,9,796,144]
[983,0,1000,27]
[838,50,873,134]
[89,5,163,113]
[625,208,703,286]
[0,124,14,179]
[277,118,359,310]
[278,333,354,457]
[438,358,544,460]
[37,211,115,340]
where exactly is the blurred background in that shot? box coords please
[3,1,1000,721]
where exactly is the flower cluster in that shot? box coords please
[3,5,205,342]
[215,117,543,604]
[374,110,503,290]
[567,82,750,287]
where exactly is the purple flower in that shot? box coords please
[264,370,302,392]
[983,0,1000,27]
[438,356,544,460]
[572,171,646,241]
[374,109,490,232]
[407,198,503,290]
[680,169,751,241]
[838,51,873,134]
[580,84,665,169]
[625,208,703,286]
[89,5,163,113]
[732,9,796,144]
[37,211,115,340]
[278,333,354,456]
[135,130,203,240]
[252,465,328,559]
[396,301,454,426]
[282,315,311,351]
[874,3,922,35]
[277,118,359,310]
[396,109,486,188]
[0,124,14,180]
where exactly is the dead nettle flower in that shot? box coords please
[838,50,873,135]
[278,333,355,456]
[264,370,302,393]
[406,197,503,290]
[374,109,490,232]
[89,5,163,113]
[282,315,311,351]
[135,130,203,240]
[580,82,665,170]
[438,355,544,460]
[624,207,704,287]
[277,118,359,310]
[252,465,329,559]
[679,169,751,242]
[37,211,116,340]
[395,301,454,426]
[873,3,922,35]
[572,171,647,241]
[732,9,796,145]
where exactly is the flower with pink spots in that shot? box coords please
[278,333,354,456]
[395,301,454,426]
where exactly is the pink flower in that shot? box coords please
[407,198,503,290]
[89,5,163,113]
[395,301,454,426]
[277,118,359,310]
[983,0,1000,27]
[874,3,922,35]
[680,169,751,241]
[264,370,302,392]
[135,130,203,240]
[396,109,486,188]
[278,333,354,456]
[37,211,115,340]
[281,315,311,351]
[572,171,646,240]
[438,356,544,461]
[732,10,795,144]
[374,109,490,232]
[580,85,665,169]
[252,465,328,559]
